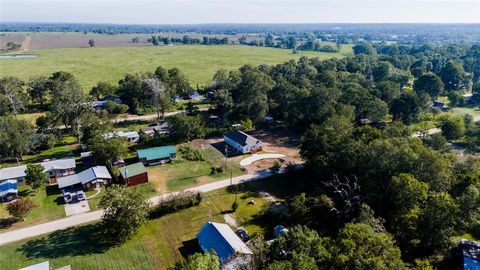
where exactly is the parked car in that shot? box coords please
[236,228,250,242]
[63,192,72,203]
[76,191,85,201]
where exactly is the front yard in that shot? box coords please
[0,185,273,270]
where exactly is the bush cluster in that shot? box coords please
[178,145,204,161]
[149,191,203,218]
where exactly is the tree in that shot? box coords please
[6,197,37,221]
[0,116,34,161]
[391,92,425,124]
[80,113,113,144]
[88,39,95,47]
[372,61,392,82]
[333,223,407,270]
[167,68,192,96]
[132,37,140,43]
[269,225,331,265]
[88,137,128,170]
[440,116,465,140]
[419,192,459,250]
[425,133,450,152]
[99,185,149,242]
[48,72,91,140]
[25,164,49,189]
[27,76,49,108]
[0,76,27,116]
[143,77,171,121]
[353,44,376,55]
[167,114,205,143]
[440,61,469,92]
[389,174,428,211]
[211,89,233,124]
[265,34,275,47]
[90,81,116,100]
[413,73,444,100]
[173,251,219,270]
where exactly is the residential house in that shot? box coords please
[57,166,111,191]
[0,158,76,185]
[140,127,156,137]
[137,146,176,165]
[90,95,122,109]
[197,222,253,262]
[188,91,201,101]
[0,180,18,203]
[119,162,149,186]
[461,240,480,270]
[106,131,140,143]
[140,122,170,137]
[223,131,262,154]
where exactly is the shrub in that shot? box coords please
[210,165,225,175]
[178,145,204,161]
[270,160,282,174]
[150,191,203,218]
[6,197,37,221]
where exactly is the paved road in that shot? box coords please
[412,115,479,138]
[0,170,272,245]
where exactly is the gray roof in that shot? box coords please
[224,131,262,148]
[0,158,76,181]
[57,166,111,189]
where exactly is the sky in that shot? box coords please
[0,0,479,24]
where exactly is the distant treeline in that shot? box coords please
[2,22,480,45]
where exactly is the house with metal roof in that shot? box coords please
[119,162,149,186]
[223,131,262,154]
[57,166,111,190]
[0,158,76,185]
[197,222,253,262]
[105,131,140,143]
[0,180,18,203]
[137,146,176,166]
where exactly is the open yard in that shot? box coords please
[147,143,245,193]
[0,44,352,90]
[0,183,278,270]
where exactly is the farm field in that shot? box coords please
[0,44,353,90]
[0,184,274,270]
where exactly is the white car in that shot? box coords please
[63,192,72,203]
[76,191,86,201]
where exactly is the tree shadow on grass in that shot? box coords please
[0,217,17,229]
[17,223,118,259]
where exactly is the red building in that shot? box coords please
[119,162,149,187]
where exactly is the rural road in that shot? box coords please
[412,115,480,138]
[0,170,272,245]
[112,107,209,123]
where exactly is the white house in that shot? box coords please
[223,131,263,154]
[105,131,140,143]
[57,166,112,191]
[188,91,201,101]
[0,158,76,185]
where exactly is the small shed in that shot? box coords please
[137,146,176,166]
[197,222,253,262]
[0,180,18,203]
[119,162,148,186]
[188,91,201,101]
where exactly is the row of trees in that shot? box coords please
[148,35,229,46]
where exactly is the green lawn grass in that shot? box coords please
[0,186,271,270]
[0,185,65,232]
[0,45,352,91]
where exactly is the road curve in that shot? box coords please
[0,170,271,245]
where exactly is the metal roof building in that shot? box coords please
[57,166,111,189]
[197,222,253,262]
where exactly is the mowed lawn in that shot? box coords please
[0,187,271,270]
[0,45,352,90]
[148,143,245,192]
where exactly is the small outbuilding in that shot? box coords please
[0,180,18,203]
[57,166,112,191]
[223,131,262,154]
[119,162,149,186]
[197,222,253,262]
[137,146,176,166]
[188,91,201,101]
[105,131,140,143]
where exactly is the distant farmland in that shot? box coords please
[0,44,352,90]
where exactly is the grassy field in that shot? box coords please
[0,45,352,90]
[0,185,273,270]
